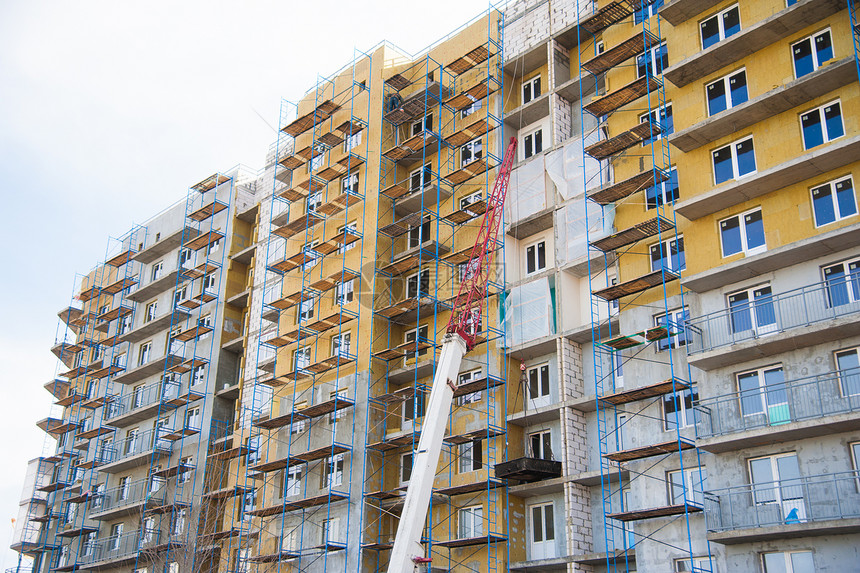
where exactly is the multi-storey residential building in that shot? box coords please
[10,1,860,572]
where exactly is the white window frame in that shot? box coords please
[460,191,483,210]
[522,127,543,159]
[719,207,766,257]
[284,466,302,497]
[649,235,685,272]
[307,191,323,213]
[762,551,814,573]
[800,99,844,150]
[699,4,740,48]
[321,516,341,544]
[409,163,432,192]
[637,41,668,78]
[404,324,429,364]
[337,221,357,253]
[294,347,311,371]
[525,239,547,275]
[529,502,556,560]
[526,363,551,408]
[835,347,860,397]
[462,98,482,118]
[144,301,157,323]
[459,439,483,473]
[456,368,483,405]
[522,75,541,105]
[400,451,413,485]
[151,261,163,282]
[529,429,553,460]
[654,307,690,351]
[667,466,707,505]
[341,173,359,194]
[811,175,857,227]
[662,384,698,431]
[335,279,354,305]
[791,28,833,78]
[343,130,362,153]
[411,113,432,137]
[459,505,484,538]
[639,102,673,144]
[298,295,315,322]
[460,137,482,167]
[736,364,788,419]
[331,331,351,358]
[727,283,777,336]
[138,342,151,366]
[706,68,748,116]
[674,556,715,572]
[323,453,344,488]
[712,136,756,184]
[406,268,430,299]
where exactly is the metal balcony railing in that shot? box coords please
[100,428,172,464]
[105,381,180,421]
[704,471,860,532]
[696,368,860,438]
[89,478,166,515]
[78,529,142,565]
[687,279,860,355]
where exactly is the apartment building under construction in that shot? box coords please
[10,1,860,572]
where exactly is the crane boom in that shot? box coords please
[386,138,518,573]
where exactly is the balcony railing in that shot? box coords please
[89,478,166,516]
[697,369,860,439]
[105,381,180,421]
[100,428,172,465]
[78,529,142,565]
[705,471,860,533]
[688,279,860,355]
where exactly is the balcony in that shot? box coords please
[104,380,182,427]
[687,280,860,370]
[126,269,180,302]
[697,369,860,452]
[89,478,166,521]
[117,308,191,343]
[98,428,172,473]
[663,0,844,87]
[133,226,199,264]
[704,472,860,544]
[78,529,142,568]
[110,353,183,386]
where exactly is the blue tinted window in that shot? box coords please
[700,6,740,49]
[824,103,844,140]
[634,0,664,24]
[707,79,727,115]
[812,185,837,225]
[729,71,748,106]
[713,146,734,184]
[812,178,857,227]
[720,216,742,256]
[744,210,765,251]
[801,102,843,150]
[646,169,679,209]
[836,179,857,218]
[793,30,833,78]
[736,139,756,177]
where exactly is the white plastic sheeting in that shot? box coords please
[505,277,554,347]
[545,134,606,199]
[556,198,615,265]
[506,155,546,222]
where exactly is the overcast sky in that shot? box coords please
[0,0,494,567]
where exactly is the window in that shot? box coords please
[338,221,357,253]
[459,505,483,538]
[132,384,145,409]
[172,507,187,535]
[720,208,765,257]
[324,453,344,488]
[402,391,426,426]
[299,295,315,322]
[284,466,302,497]
[647,168,679,209]
[634,0,663,23]
[113,352,127,368]
[737,365,788,422]
[144,301,157,323]
[408,219,430,249]
[322,517,341,544]
[529,430,553,460]
[529,503,555,560]
[82,532,96,556]
[462,98,482,118]
[173,286,187,308]
[178,456,193,485]
[138,342,151,366]
[331,332,351,358]
[525,240,547,275]
[456,369,482,405]
[637,42,668,78]
[835,348,860,396]
[639,103,673,145]
[612,351,624,388]
[240,490,255,521]
[151,261,163,282]
[527,364,550,408]
[125,427,140,455]
[762,551,814,573]
[207,237,221,256]
[179,248,193,267]
[675,556,715,572]
[792,29,833,78]
[824,257,860,308]
[302,240,321,272]
[246,436,261,465]
[118,313,132,334]
[307,191,323,213]
[712,136,756,184]
[109,523,123,550]
[192,364,206,386]
[291,416,308,435]
[198,314,212,340]
[522,75,541,105]
[459,439,483,473]
[310,152,324,172]
[460,191,483,210]
[728,284,776,335]
[400,452,413,485]
[294,347,311,371]
[748,453,804,520]
[328,388,348,423]
[663,385,698,430]
[203,273,216,293]
[650,236,686,272]
[811,176,857,227]
[707,69,748,115]
[667,467,707,505]
[800,100,844,150]
[185,406,201,431]
[522,128,543,159]
[460,137,482,167]
[406,269,430,299]
[341,173,359,194]
[335,279,354,305]
[404,324,429,360]
[655,307,690,351]
[411,113,432,136]
[343,130,362,153]
[410,163,432,192]
[851,442,860,485]
[700,4,740,49]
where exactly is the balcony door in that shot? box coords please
[728,285,776,337]
[529,502,556,560]
[749,453,806,523]
[526,364,551,409]
[737,366,789,425]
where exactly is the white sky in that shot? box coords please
[0,0,495,567]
